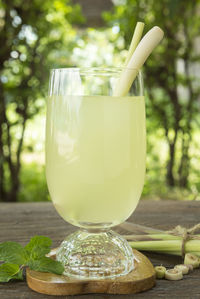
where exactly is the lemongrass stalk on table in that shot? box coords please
[122,221,200,257]
[128,240,200,257]
[159,251,181,256]
[124,233,182,241]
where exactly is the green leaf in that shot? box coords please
[12,269,24,281]
[24,236,52,260]
[0,236,64,282]
[0,242,26,265]
[0,263,22,282]
[28,257,64,275]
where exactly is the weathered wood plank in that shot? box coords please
[0,200,200,298]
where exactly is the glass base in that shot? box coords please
[56,229,134,280]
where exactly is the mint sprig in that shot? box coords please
[0,263,23,282]
[24,236,52,260]
[0,236,64,282]
[0,242,26,265]
[27,257,64,274]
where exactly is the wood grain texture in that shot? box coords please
[0,200,200,298]
[26,249,155,295]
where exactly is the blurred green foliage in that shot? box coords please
[19,163,48,202]
[0,0,200,202]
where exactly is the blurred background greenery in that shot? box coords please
[0,0,200,202]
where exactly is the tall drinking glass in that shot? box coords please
[46,68,146,279]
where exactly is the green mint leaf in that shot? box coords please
[28,257,64,275]
[0,263,22,282]
[24,236,52,261]
[0,236,63,281]
[0,242,26,265]
[12,269,23,281]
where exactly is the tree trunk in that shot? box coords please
[6,168,19,202]
[0,84,6,201]
[0,120,5,201]
[166,144,175,186]
[7,113,27,202]
[177,13,196,189]
[178,129,191,188]
[166,128,178,187]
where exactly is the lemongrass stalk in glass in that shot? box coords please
[124,22,144,67]
[114,26,164,97]
[46,67,146,279]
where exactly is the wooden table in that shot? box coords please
[0,200,200,298]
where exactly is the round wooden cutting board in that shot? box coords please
[26,249,156,296]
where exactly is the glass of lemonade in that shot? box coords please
[46,67,146,279]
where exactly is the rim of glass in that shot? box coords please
[50,67,141,76]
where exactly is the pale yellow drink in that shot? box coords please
[46,95,145,228]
